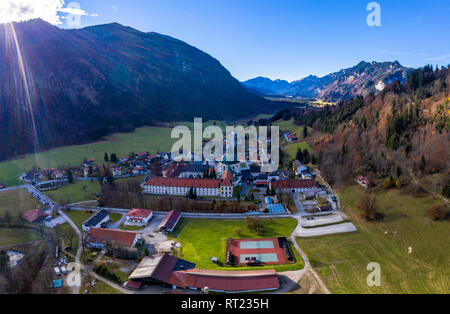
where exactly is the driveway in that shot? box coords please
[300,213,343,227]
[294,222,357,237]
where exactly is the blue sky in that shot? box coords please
[63,0,450,81]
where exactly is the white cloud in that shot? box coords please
[425,54,450,62]
[0,0,98,25]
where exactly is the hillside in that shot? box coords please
[292,65,449,187]
[0,19,277,161]
[242,61,412,101]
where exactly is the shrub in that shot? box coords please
[426,204,449,221]
[357,193,384,221]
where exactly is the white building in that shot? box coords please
[143,177,233,198]
[126,208,153,226]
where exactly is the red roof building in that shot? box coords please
[128,254,279,293]
[270,179,319,192]
[158,210,181,232]
[22,209,47,223]
[168,269,280,293]
[126,208,153,225]
[87,228,140,249]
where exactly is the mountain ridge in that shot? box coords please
[242,61,412,101]
[0,19,278,161]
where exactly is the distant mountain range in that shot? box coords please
[242,61,412,102]
[0,19,278,161]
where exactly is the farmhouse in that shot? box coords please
[112,167,122,176]
[128,254,280,293]
[81,209,110,231]
[270,179,320,193]
[144,177,233,198]
[158,210,181,233]
[126,208,153,226]
[87,228,140,249]
[22,209,47,223]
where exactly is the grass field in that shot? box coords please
[45,181,100,204]
[0,121,231,187]
[297,185,450,294]
[0,227,41,247]
[0,189,40,220]
[0,126,178,187]
[170,218,304,272]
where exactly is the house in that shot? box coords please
[53,170,64,179]
[249,165,261,177]
[240,169,252,182]
[83,167,90,178]
[356,176,370,188]
[118,157,129,164]
[158,210,181,233]
[270,179,320,193]
[0,183,6,189]
[301,172,313,179]
[144,177,233,198]
[81,209,110,231]
[22,209,47,223]
[179,164,209,179]
[293,160,308,176]
[112,167,122,176]
[255,173,268,187]
[126,208,153,226]
[87,228,141,249]
[286,133,298,142]
[132,166,144,175]
[128,254,280,293]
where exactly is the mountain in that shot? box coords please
[0,19,278,161]
[267,65,449,187]
[242,77,291,96]
[242,61,412,102]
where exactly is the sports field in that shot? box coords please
[170,218,304,272]
[297,185,450,294]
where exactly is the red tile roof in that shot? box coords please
[126,280,142,289]
[127,208,153,218]
[87,228,138,248]
[168,269,279,292]
[22,209,47,223]
[271,179,319,189]
[158,210,181,231]
[146,177,222,188]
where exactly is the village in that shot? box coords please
[4,132,365,295]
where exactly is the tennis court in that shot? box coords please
[226,238,294,266]
[240,240,274,249]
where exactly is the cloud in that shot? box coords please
[424,54,450,62]
[0,0,97,25]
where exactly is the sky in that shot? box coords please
[2,0,450,81]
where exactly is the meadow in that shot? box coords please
[0,189,40,219]
[170,218,304,272]
[297,185,450,294]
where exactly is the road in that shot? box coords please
[20,182,333,294]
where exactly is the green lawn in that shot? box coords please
[297,185,450,294]
[0,227,41,246]
[81,281,122,294]
[170,218,303,272]
[63,210,95,230]
[45,181,100,204]
[0,189,40,220]
[284,142,313,162]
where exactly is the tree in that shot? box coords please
[303,149,311,164]
[104,153,109,162]
[67,169,74,184]
[419,155,426,172]
[110,153,118,163]
[357,193,383,221]
[303,126,308,138]
[295,148,303,162]
[0,250,9,275]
